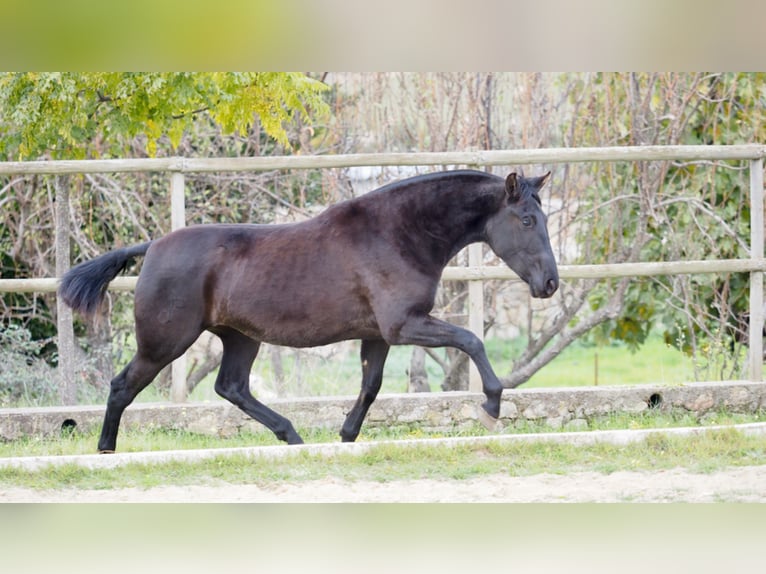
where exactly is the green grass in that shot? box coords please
[3,328,752,497]
[1,423,764,491]
[1,330,727,408]
[169,332,702,403]
[2,407,764,491]
[3,330,759,492]
[5,407,765,460]
[486,335,698,388]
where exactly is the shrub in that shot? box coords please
[0,324,58,407]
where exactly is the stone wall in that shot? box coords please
[1,381,764,442]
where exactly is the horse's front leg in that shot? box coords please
[340,339,390,442]
[385,313,503,420]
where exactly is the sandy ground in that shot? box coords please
[4,465,766,502]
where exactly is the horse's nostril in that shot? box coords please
[546,278,558,295]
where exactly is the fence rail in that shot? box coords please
[1,145,764,400]
[1,145,765,176]
[3,258,766,294]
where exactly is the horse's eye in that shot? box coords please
[521,216,534,227]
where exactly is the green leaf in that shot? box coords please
[0,72,329,159]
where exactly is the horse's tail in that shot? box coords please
[58,241,153,317]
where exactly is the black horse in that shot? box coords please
[59,170,559,452]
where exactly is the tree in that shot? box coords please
[520,73,764,383]
[3,72,760,404]
[327,72,762,387]
[0,72,329,404]
[609,73,763,378]
[0,72,328,159]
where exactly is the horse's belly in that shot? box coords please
[221,299,381,347]
[263,325,382,348]
[203,235,387,345]
[237,319,382,348]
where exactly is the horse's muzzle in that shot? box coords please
[531,276,559,299]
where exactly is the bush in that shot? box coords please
[0,324,58,407]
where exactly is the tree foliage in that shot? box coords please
[0,72,328,159]
[565,72,764,377]
[0,72,330,403]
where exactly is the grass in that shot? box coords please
[0,330,728,408]
[1,408,765,490]
[1,425,764,491]
[6,409,766,458]
[501,336,699,388]
[4,407,765,460]
[2,330,759,491]
[166,332,704,404]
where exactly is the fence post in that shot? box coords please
[749,159,764,382]
[54,175,77,405]
[169,167,188,402]
[467,243,484,392]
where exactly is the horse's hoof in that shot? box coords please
[476,405,504,433]
[287,432,305,445]
[98,449,116,454]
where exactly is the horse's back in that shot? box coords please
[134,220,393,346]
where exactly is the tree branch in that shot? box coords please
[503,279,630,388]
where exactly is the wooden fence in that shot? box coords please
[1,145,764,400]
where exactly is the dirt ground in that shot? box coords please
[4,465,766,502]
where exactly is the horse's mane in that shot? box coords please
[368,170,501,197]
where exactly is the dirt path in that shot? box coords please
[4,465,765,502]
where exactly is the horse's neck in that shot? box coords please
[404,186,503,268]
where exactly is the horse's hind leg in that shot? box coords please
[98,320,204,453]
[98,349,184,453]
[213,328,303,445]
[340,339,390,442]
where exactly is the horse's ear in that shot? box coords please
[532,171,552,190]
[505,172,521,202]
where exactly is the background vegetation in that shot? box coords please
[1,72,763,407]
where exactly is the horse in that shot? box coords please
[59,169,559,452]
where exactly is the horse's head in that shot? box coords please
[485,172,559,298]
